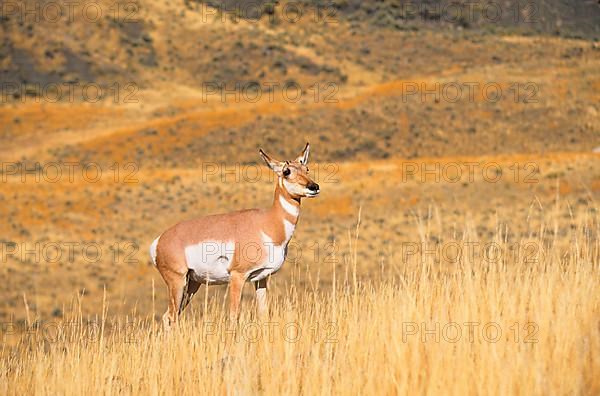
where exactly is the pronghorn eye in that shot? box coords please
[283,168,291,177]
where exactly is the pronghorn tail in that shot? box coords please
[149,236,160,266]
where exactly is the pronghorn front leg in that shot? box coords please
[228,272,245,322]
[254,278,268,318]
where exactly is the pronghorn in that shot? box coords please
[150,143,319,329]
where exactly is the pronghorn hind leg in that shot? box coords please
[179,270,201,314]
[161,271,187,331]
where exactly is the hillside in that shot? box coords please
[0,0,598,320]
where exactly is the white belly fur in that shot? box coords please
[185,240,235,285]
[246,230,289,282]
[184,218,296,284]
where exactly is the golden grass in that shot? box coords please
[1,209,598,395]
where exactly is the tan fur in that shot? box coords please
[153,144,319,329]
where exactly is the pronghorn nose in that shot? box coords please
[309,182,320,192]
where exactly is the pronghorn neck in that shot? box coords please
[272,178,301,225]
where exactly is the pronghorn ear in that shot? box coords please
[296,142,310,165]
[259,149,284,174]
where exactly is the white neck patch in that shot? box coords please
[279,194,299,217]
[283,219,295,241]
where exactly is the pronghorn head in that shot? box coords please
[259,143,320,198]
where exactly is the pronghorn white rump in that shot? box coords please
[149,236,160,266]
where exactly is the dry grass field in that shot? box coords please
[1,0,599,394]
[1,208,598,394]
